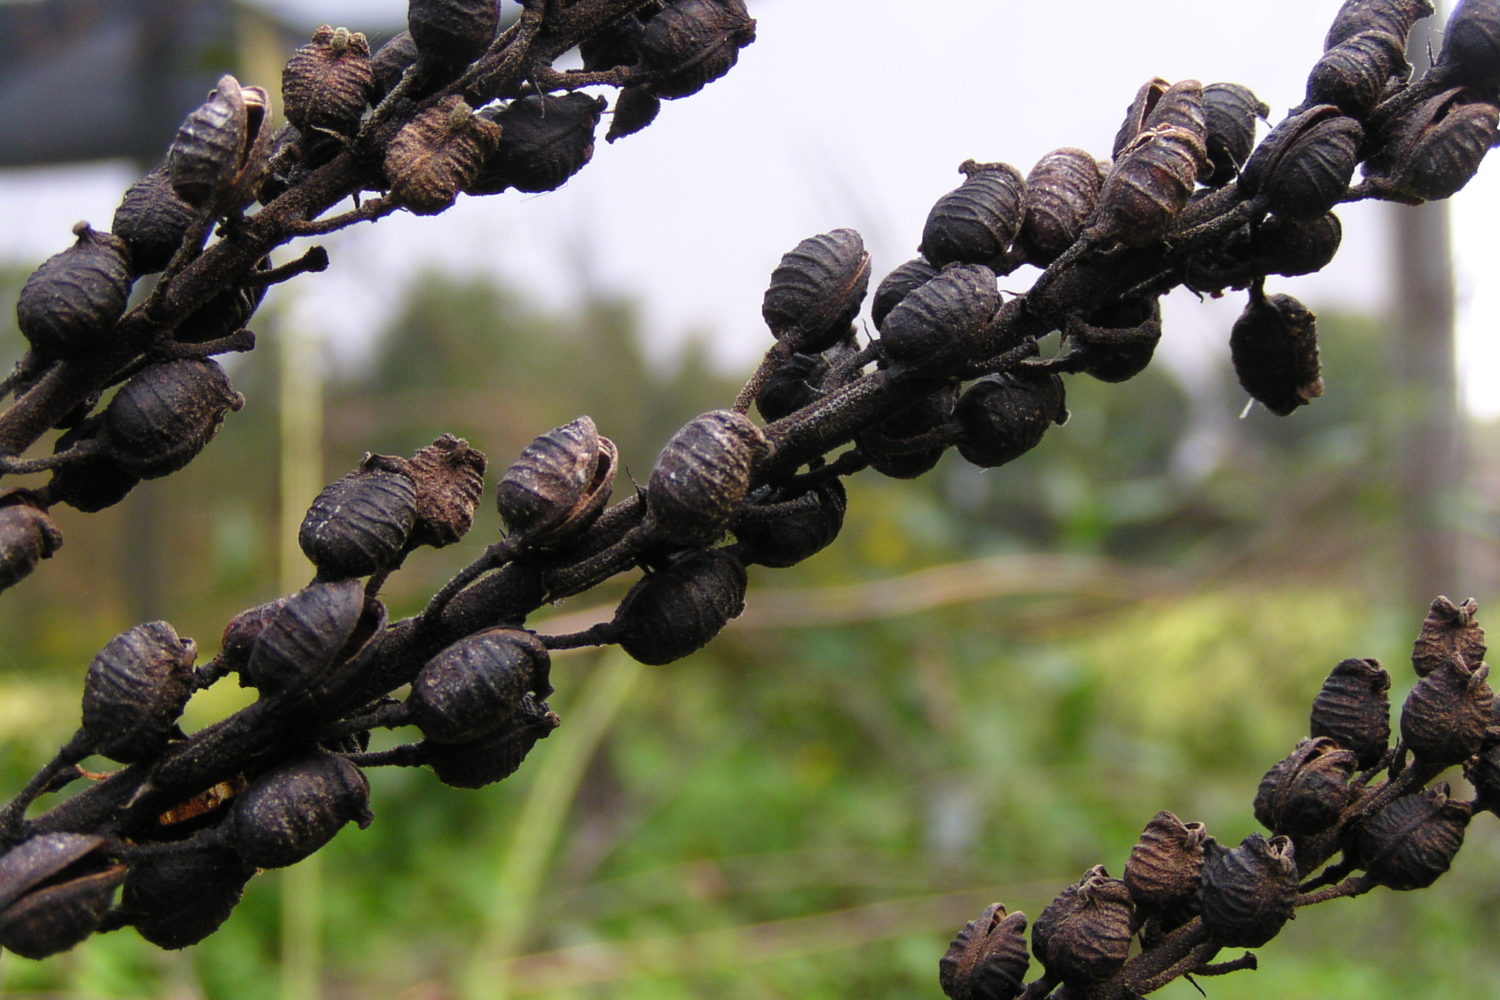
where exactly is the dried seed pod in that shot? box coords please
[282,25,375,136]
[637,0,756,100]
[384,95,503,214]
[580,9,646,71]
[466,93,607,195]
[1112,77,1171,157]
[1143,80,1208,143]
[1123,811,1209,909]
[175,275,266,344]
[761,228,872,353]
[1058,296,1162,383]
[920,161,1027,270]
[646,410,768,546]
[1433,0,1500,89]
[497,416,618,551]
[1357,782,1471,889]
[168,74,272,212]
[46,420,140,512]
[870,257,939,330]
[1202,82,1270,186]
[1240,106,1363,220]
[0,498,63,593]
[954,371,1067,468]
[1251,211,1344,277]
[1253,737,1359,836]
[16,222,133,358]
[1016,147,1106,265]
[1198,833,1298,948]
[370,30,419,100]
[938,903,1030,1000]
[407,0,499,74]
[217,594,291,676]
[299,454,418,579]
[0,834,125,960]
[1306,29,1409,119]
[81,620,197,763]
[1399,654,1493,767]
[120,842,254,949]
[733,479,847,569]
[102,358,245,478]
[242,578,365,695]
[227,752,372,869]
[1367,88,1500,201]
[391,434,487,548]
[111,166,201,274]
[856,383,958,479]
[755,352,831,422]
[614,548,748,665]
[1030,866,1133,986]
[1325,0,1434,49]
[1089,124,1206,245]
[408,627,553,744]
[1463,741,1500,814]
[606,85,662,142]
[423,693,559,788]
[1412,596,1486,677]
[878,264,999,366]
[1309,657,1391,769]
[1229,286,1322,416]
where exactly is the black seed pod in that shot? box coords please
[1229,287,1322,416]
[1358,783,1471,889]
[606,85,662,142]
[46,420,139,512]
[283,26,375,136]
[1112,78,1171,158]
[1253,211,1344,277]
[423,694,559,788]
[218,595,292,677]
[1412,596,1486,677]
[168,74,272,212]
[646,410,768,546]
[1254,737,1359,836]
[16,222,133,358]
[1031,866,1133,986]
[81,620,197,763]
[1203,82,1270,186]
[870,258,939,330]
[1367,88,1500,201]
[938,903,1030,1000]
[1309,657,1392,769]
[614,548,748,665]
[637,0,756,100]
[369,30,419,101]
[581,10,646,71]
[1399,654,1493,767]
[1199,834,1297,948]
[1089,125,1206,245]
[1306,30,1409,119]
[242,578,365,695]
[755,352,830,422]
[381,434,488,549]
[733,479,846,569]
[954,371,1067,468]
[761,229,872,353]
[408,627,552,744]
[102,358,244,478]
[120,843,253,950]
[1016,147,1105,265]
[299,454,418,579]
[856,383,958,479]
[0,834,125,960]
[1142,80,1208,143]
[1059,296,1162,383]
[385,95,503,214]
[176,276,265,344]
[920,161,1027,270]
[1325,0,1434,49]
[1241,106,1363,220]
[879,264,999,366]
[497,416,618,551]
[1434,0,1500,88]
[467,93,607,195]
[0,499,63,593]
[1464,741,1500,814]
[1124,811,1209,910]
[111,167,201,274]
[407,0,499,74]
[228,752,372,869]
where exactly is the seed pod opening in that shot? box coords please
[637,0,756,99]
[646,410,768,546]
[228,752,372,869]
[870,257,940,330]
[1367,87,1500,201]
[1309,657,1391,769]
[732,479,847,569]
[407,0,499,75]
[423,693,560,788]
[81,620,197,763]
[1031,866,1133,986]
[1240,106,1363,220]
[120,842,254,950]
[856,382,958,479]
[467,93,607,195]
[878,264,1000,366]
[111,166,201,275]
[1203,82,1270,186]
[1399,654,1493,767]
[1016,147,1106,265]
[0,497,63,593]
[0,834,124,959]
[217,595,292,677]
[938,903,1030,1000]
[1124,811,1209,910]
[1089,124,1206,245]
[17,222,133,358]
[614,548,748,665]
[168,74,272,213]
[1357,782,1471,889]
[497,416,618,551]
[1253,737,1358,836]
[954,370,1067,469]
[299,454,418,579]
[385,95,503,214]
[1112,78,1171,158]
[408,627,553,743]
[1229,287,1322,416]
[761,228,872,353]
[919,161,1027,271]
[1412,596,1486,677]
[283,25,375,136]
[102,358,245,478]
[242,578,366,695]
[1199,833,1298,948]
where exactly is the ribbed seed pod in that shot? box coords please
[1253,737,1359,836]
[1412,596,1486,677]
[0,834,125,960]
[497,416,618,550]
[1309,657,1391,769]
[1252,211,1343,277]
[1229,287,1322,416]
[614,548,748,665]
[920,161,1027,270]
[755,352,830,422]
[167,74,272,212]
[102,358,245,478]
[954,371,1067,469]
[637,0,757,100]
[299,454,418,579]
[423,693,559,788]
[0,500,63,593]
[466,94,606,195]
[1143,80,1208,143]
[1433,0,1500,89]
[16,222,133,358]
[381,434,487,549]
[242,578,365,695]
[1124,811,1209,909]
[733,480,846,569]
[1030,866,1133,986]
[1016,148,1105,265]
[408,627,553,744]
[1325,0,1434,49]
[217,595,291,676]
[1463,741,1500,814]
[175,278,265,344]
[1059,296,1162,383]
[870,258,939,330]
[879,264,999,366]
[1399,654,1493,767]
[1112,77,1170,157]
[938,903,1030,1000]
[81,620,197,763]
[227,752,372,869]
[385,96,503,214]
[111,166,200,274]
[580,9,645,71]
[46,420,139,512]
[646,410,768,546]
[1198,834,1298,948]
[1240,106,1363,220]
[120,842,254,949]
[761,229,872,353]
[1089,125,1206,245]
[1306,29,1409,119]
[606,85,662,142]
[1367,88,1500,201]
[369,29,419,100]
[1203,82,1270,186]
[1357,783,1471,889]
[282,25,375,136]
[856,383,958,479]
[407,0,499,74]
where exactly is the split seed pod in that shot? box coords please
[408,627,553,744]
[389,434,487,549]
[168,74,272,213]
[755,352,830,422]
[384,95,503,215]
[111,167,201,274]
[1016,147,1105,265]
[1433,0,1500,89]
[613,548,748,665]
[1412,596,1486,677]
[16,223,133,358]
[870,257,940,330]
[879,264,1000,366]
[1309,657,1392,769]
[1059,296,1162,383]
[227,752,372,869]
[496,416,618,551]
[1306,29,1409,119]
[1203,82,1270,186]
[299,454,418,579]
[1325,0,1434,49]
[423,693,560,788]
[81,620,197,763]
[954,371,1067,469]
[1399,654,1493,767]
[1229,286,1322,415]
[242,578,365,695]
[1357,782,1471,889]
[0,834,125,959]
[1366,88,1500,201]
[920,161,1027,271]
[938,903,1030,1000]
[1253,737,1359,836]
[0,498,63,593]
[761,228,872,353]
[637,0,757,99]
[732,479,847,569]
[282,25,376,136]
[1123,811,1209,910]
[217,594,292,677]
[1088,125,1206,245]
[467,93,607,194]
[102,358,245,478]
[1030,866,1133,987]
[646,410,768,546]
[1198,833,1298,948]
[1111,78,1171,158]
[120,843,253,949]
[856,383,959,479]
[1240,106,1363,220]
[407,0,499,75]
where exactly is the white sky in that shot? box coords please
[2,0,1497,417]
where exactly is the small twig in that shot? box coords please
[243,246,330,285]
[287,198,396,236]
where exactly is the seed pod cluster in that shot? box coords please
[408,627,553,744]
[954,371,1067,469]
[0,497,63,593]
[385,96,503,214]
[1366,87,1500,201]
[1202,83,1270,186]
[1253,737,1358,836]
[856,383,958,479]
[0,834,126,959]
[1357,782,1471,889]
[81,620,197,763]
[1229,287,1323,416]
[119,843,254,950]
[1123,810,1209,910]
[938,903,1030,1000]
[102,358,245,478]
[497,416,618,551]
[1016,148,1105,265]
[282,25,375,136]
[1198,833,1298,947]
[1412,596,1486,677]
[227,752,372,869]
[423,693,559,788]
[761,229,871,353]
[1309,657,1391,768]
[242,578,365,695]
[920,161,1027,271]
[1030,866,1133,987]
[299,454,418,579]
[16,223,133,358]
[168,74,272,213]
[467,93,607,195]
[613,548,747,665]
[879,264,1000,366]
[1399,654,1493,767]
[1240,106,1363,220]
[646,410,768,546]
[637,0,756,100]
[111,167,200,274]
[407,0,499,75]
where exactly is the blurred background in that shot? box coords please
[0,0,1497,998]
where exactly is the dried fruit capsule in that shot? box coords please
[217,594,292,676]
[1433,0,1500,89]
[1123,811,1208,910]
[606,85,662,142]
[0,834,125,959]
[407,0,499,75]
[1198,833,1297,948]
[1399,654,1493,767]
[1366,88,1500,201]
[1251,211,1344,278]
[81,620,197,763]
[1240,106,1363,220]
[0,498,63,593]
[754,352,830,422]
[282,25,376,136]
[856,383,958,479]
[1325,0,1434,49]
[120,843,253,950]
[102,358,245,478]
[761,228,872,353]
[646,410,768,546]
[227,752,372,869]
[467,93,607,195]
[408,627,552,743]
[580,9,646,71]
[423,694,559,788]
[1309,657,1391,769]
[1202,82,1270,186]
[920,161,1026,270]
[938,903,1029,1000]
[175,276,266,344]
[732,479,846,569]
[1229,286,1322,416]
[497,416,618,551]
[870,257,939,330]
[637,0,756,99]
[16,222,133,358]
[1089,125,1206,245]
[1464,741,1500,814]
[614,548,748,665]
[1412,596,1486,677]
[1030,866,1133,986]
[1305,29,1409,119]
[1357,783,1471,889]
[1253,737,1358,836]
[954,371,1067,468]
[878,264,999,366]
[299,454,418,579]
[168,74,272,213]
[370,29,419,100]
[111,166,201,274]
[379,434,488,549]
[242,578,365,695]
[1112,77,1170,158]
[1058,296,1162,383]
[384,95,503,214]
[45,419,140,512]
[1016,147,1105,265]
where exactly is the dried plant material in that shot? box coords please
[761,228,871,353]
[111,167,201,275]
[282,25,375,136]
[939,903,1030,1000]
[1123,810,1209,909]
[408,628,552,744]
[1031,866,1133,986]
[614,548,748,665]
[920,161,1027,271]
[227,752,372,869]
[1309,657,1391,769]
[1412,596,1487,677]
[103,359,245,478]
[1199,833,1297,948]
[497,416,617,551]
[17,223,133,358]
[1357,783,1471,889]
[299,455,418,579]
[168,74,272,213]
[646,410,768,546]
[1399,654,1493,767]
[1230,285,1323,415]
[1203,83,1270,186]
[468,93,607,195]
[385,96,502,215]
[1017,147,1105,265]
[81,621,196,763]
[1254,737,1358,836]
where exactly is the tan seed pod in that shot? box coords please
[17,222,133,358]
[761,228,871,353]
[1016,147,1105,266]
[1124,811,1209,909]
[1229,286,1322,416]
[0,498,63,593]
[646,410,768,546]
[282,25,375,136]
[496,416,617,551]
[384,96,502,215]
[920,161,1027,270]
[102,358,245,478]
[1399,654,1493,767]
[1030,866,1133,986]
[938,902,1030,1000]
[81,620,197,763]
[388,434,488,549]
[1412,596,1486,677]
[1253,737,1359,836]
[167,74,273,213]
[1357,782,1471,889]
[614,548,748,665]
[1199,834,1297,948]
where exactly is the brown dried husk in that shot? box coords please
[242,578,365,695]
[1242,107,1363,220]
[733,479,846,569]
[1305,29,1409,119]
[1369,87,1500,201]
[228,752,372,869]
[1309,657,1391,769]
[1358,783,1471,889]
[467,93,607,195]
[1123,810,1208,909]
[424,694,559,788]
[16,224,133,357]
[1059,295,1162,383]
[1090,125,1205,245]
[1253,737,1358,836]
[1434,0,1500,88]
[607,85,662,142]
[761,228,871,353]
[0,862,126,959]
[1199,834,1297,948]
[614,548,748,665]
[938,903,1030,1000]
[1111,77,1170,158]
[407,0,498,73]
[0,500,63,592]
[385,96,502,215]
[647,410,767,546]
[1325,0,1434,49]
[122,842,254,950]
[1230,289,1322,415]
[167,74,272,212]
[879,264,1000,365]
[638,0,756,99]
[856,383,958,479]
[954,370,1067,468]
[408,627,552,744]
[112,167,201,274]
[1030,866,1133,986]
[1412,596,1487,677]
[1017,147,1105,265]
[1202,82,1269,186]
[392,434,487,549]
[81,620,197,763]
[497,416,617,550]
[102,358,245,478]
[920,162,1027,270]
[282,25,375,135]
[298,456,418,578]
[1399,654,1493,766]
[870,257,940,329]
